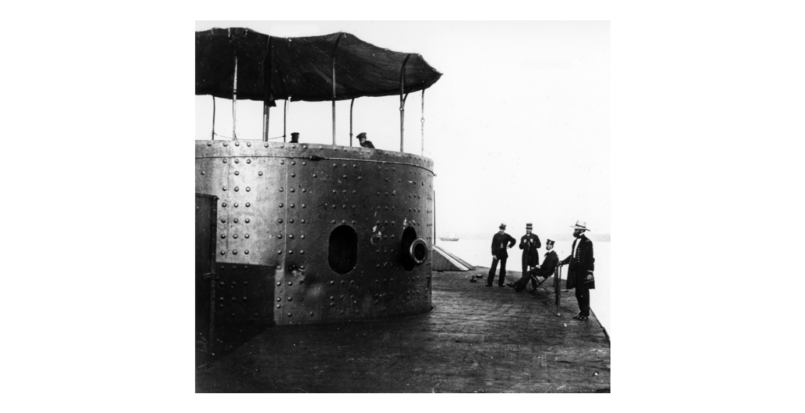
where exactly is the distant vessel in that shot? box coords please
[439,233,459,241]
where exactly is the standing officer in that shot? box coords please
[519,223,542,292]
[558,220,595,321]
[487,223,516,287]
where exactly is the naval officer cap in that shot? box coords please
[546,239,555,246]
[526,223,533,229]
[499,223,506,230]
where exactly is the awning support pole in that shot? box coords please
[283,99,288,143]
[331,34,344,146]
[262,36,272,142]
[400,54,412,153]
[421,89,425,156]
[232,55,238,140]
[263,103,270,142]
[211,96,216,140]
[349,98,355,147]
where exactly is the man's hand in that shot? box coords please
[586,274,593,281]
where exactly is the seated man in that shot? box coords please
[508,239,559,292]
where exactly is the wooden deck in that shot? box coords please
[195,268,610,393]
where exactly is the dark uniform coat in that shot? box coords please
[519,233,542,266]
[491,232,516,259]
[360,140,375,148]
[531,250,559,278]
[560,235,595,289]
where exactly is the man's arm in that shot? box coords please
[519,236,527,249]
[507,234,516,248]
[534,235,541,249]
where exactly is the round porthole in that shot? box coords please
[401,227,429,271]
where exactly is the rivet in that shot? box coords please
[245,202,250,207]
[201,171,205,175]
[291,161,296,165]
[220,218,226,223]
[342,204,347,209]
[281,160,285,165]
[291,173,295,177]
[332,204,337,208]
[313,174,317,178]
[301,235,305,239]
[358,176,362,180]
[333,163,337,167]
[245,187,250,192]
[246,159,251,164]
[290,203,295,208]
[301,219,306,223]
[277,304,281,308]
[330,281,335,285]
[342,164,346,167]
[233,234,238,239]
[289,250,293,254]
[244,250,249,254]
[301,203,306,208]
[290,188,295,192]
[235,141,240,146]
[310,312,314,316]
[234,202,239,208]
[233,218,239,223]
[234,171,240,176]
[289,234,294,239]
[232,250,238,255]
[288,313,292,317]
[222,202,227,207]
[245,234,250,239]
[278,218,283,223]
[235,159,239,164]
[279,187,284,192]
[220,250,226,255]
[278,250,282,254]
[277,282,281,286]
[342,220,346,224]
[259,171,263,176]
[332,190,336,194]
[264,142,269,147]
[220,234,226,239]
[330,302,334,307]
[223,142,229,147]
[207,142,212,146]
[303,161,307,165]
[234,186,239,192]
[288,281,293,286]
[302,188,306,192]
[222,186,227,191]
[289,219,294,223]
[288,297,293,301]
[342,190,346,194]
[352,220,356,224]
[223,159,227,163]
[331,220,336,224]
[352,164,356,168]
[277,234,283,239]
[279,203,284,207]
[300,250,304,254]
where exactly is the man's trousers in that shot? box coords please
[575,283,591,317]
[487,257,507,286]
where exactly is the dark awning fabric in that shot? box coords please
[195,28,442,104]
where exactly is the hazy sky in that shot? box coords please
[195,21,610,237]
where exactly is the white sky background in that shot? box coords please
[7,21,805,340]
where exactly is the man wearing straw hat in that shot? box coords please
[558,220,596,321]
[486,223,516,287]
[518,223,542,292]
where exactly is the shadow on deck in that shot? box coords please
[195,268,610,393]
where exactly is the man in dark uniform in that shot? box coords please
[357,132,375,148]
[518,223,542,291]
[508,239,558,292]
[558,220,595,321]
[289,132,300,143]
[487,223,516,287]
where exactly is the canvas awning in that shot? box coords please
[195,28,442,105]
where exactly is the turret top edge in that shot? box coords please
[195,140,434,165]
